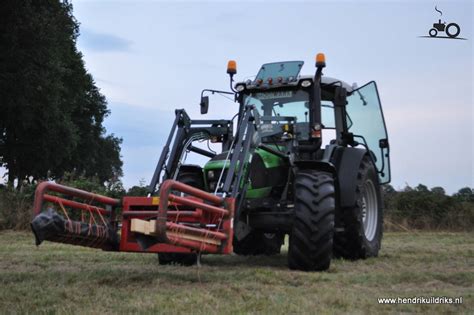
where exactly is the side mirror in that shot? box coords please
[379,138,389,149]
[200,96,209,114]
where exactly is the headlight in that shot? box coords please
[235,84,245,92]
[207,170,215,180]
[301,80,312,87]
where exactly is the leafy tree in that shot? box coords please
[454,187,474,202]
[403,184,413,192]
[415,184,429,193]
[0,0,122,186]
[431,186,446,195]
[127,178,149,196]
[127,186,149,197]
[382,184,396,194]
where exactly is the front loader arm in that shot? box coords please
[148,109,233,195]
[221,106,258,196]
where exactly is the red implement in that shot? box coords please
[120,179,235,254]
[32,180,235,255]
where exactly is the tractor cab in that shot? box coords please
[234,60,391,184]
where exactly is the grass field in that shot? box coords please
[0,231,472,314]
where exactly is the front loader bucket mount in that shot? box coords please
[121,179,235,255]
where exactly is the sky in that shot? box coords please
[40,0,473,193]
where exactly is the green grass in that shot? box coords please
[0,231,472,314]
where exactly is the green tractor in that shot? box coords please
[31,53,390,271]
[148,54,391,270]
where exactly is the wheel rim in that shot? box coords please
[361,179,378,241]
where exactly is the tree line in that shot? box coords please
[383,184,473,230]
[0,0,122,187]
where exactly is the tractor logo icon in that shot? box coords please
[429,19,460,38]
[420,6,466,40]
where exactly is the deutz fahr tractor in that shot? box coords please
[31,53,391,271]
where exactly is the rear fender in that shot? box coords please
[332,147,368,208]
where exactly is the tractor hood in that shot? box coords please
[204,147,285,171]
[203,147,289,198]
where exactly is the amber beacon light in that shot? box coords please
[315,53,326,68]
[227,60,237,75]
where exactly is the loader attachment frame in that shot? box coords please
[31,182,121,250]
[121,179,235,254]
[148,109,234,195]
[32,180,236,254]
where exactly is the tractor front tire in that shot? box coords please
[233,232,284,256]
[429,28,438,37]
[333,155,383,260]
[288,171,335,271]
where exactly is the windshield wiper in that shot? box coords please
[356,90,368,106]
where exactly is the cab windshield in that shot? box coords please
[243,89,310,123]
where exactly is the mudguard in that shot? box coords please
[332,147,368,208]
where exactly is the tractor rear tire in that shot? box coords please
[446,23,460,38]
[233,232,284,256]
[288,171,335,271]
[157,168,203,266]
[333,155,383,260]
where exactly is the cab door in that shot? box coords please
[346,81,391,184]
